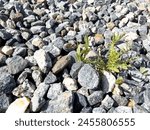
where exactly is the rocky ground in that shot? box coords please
[1,0,150,113]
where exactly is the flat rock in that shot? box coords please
[34,49,52,73]
[78,64,100,90]
[52,55,71,74]
[6,56,28,74]
[41,91,74,113]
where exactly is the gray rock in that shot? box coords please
[30,26,46,34]
[0,53,6,66]
[138,15,147,25]
[43,71,56,84]
[143,88,150,106]
[41,91,74,113]
[13,47,27,57]
[24,15,36,23]
[6,56,28,74]
[92,107,106,113]
[138,25,148,36]
[77,87,89,97]
[113,106,132,113]
[80,107,92,113]
[52,37,64,50]
[133,92,144,105]
[70,62,83,79]
[43,44,61,57]
[12,79,36,98]
[0,93,12,112]
[75,93,88,108]
[52,55,71,74]
[112,95,128,106]
[88,91,104,106]
[47,83,64,100]
[78,64,100,90]
[32,70,43,86]
[21,31,31,41]
[133,105,149,113]
[34,49,52,73]
[17,69,31,84]
[0,74,16,94]
[0,29,12,40]
[101,95,114,110]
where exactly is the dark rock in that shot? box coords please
[0,29,12,40]
[0,74,16,94]
[47,83,64,100]
[0,53,6,66]
[78,64,100,90]
[12,47,27,57]
[138,15,147,25]
[6,56,28,74]
[41,91,74,113]
[137,25,148,36]
[88,91,104,106]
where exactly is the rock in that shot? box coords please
[52,55,71,74]
[63,77,78,91]
[87,91,104,106]
[17,69,31,84]
[143,88,150,106]
[0,93,12,112]
[88,0,94,5]
[125,32,138,41]
[138,25,148,36]
[126,12,134,21]
[113,106,132,113]
[52,37,64,50]
[106,22,115,30]
[13,47,27,57]
[0,74,16,94]
[34,49,52,73]
[77,87,89,97]
[6,56,28,75]
[63,42,77,52]
[10,12,23,22]
[32,37,44,48]
[92,107,106,113]
[0,29,12,40]
[101,95,114,110]
[0,53,6,66]
[44,71,57,84]
[31,83,50,112]
[133,105,149,113]
[32,70,43,86]
[1,46,13,55]
[43,44,61,57]
[94,34,104,44]
[47,83,64,100]
[101,71,116,93]
[30,26,46,34]
[70,62,83,79]
[41,91,74,113]
[85,50,98,60]
[80,107,92,113]
[6,97,30,113]
[112,95,128,106]
[119,18,128,28]
[138,15,147,25]
[21,31,31,41]
[78,64,100,90]
[12,79,36,98]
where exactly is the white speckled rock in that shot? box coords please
[125,32,138,41]
[6,97,30,113]
[34,49,52,73]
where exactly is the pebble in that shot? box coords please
[63,77,78,91]
[78,64,100,90]
[47,83,64,100]
[32,37,44,48]
[30,26,46,34]
[32,69,43,86]
[6,56,28,74]
[44,71,57,84]
[6,97,30,113]
[34,49,52,73]
[87,91,104,106]
[52,55,71,74]
[13,47,27,57]
[41,91,74,113]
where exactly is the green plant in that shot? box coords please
[76,34,131,73]
[115,76,124,85]
[76,35,90,62]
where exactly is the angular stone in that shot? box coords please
[52,55,71,74]
[32,70,43,86]
[63,77,78,91]
[0,53,6,66]
[0,29,12,40]
[133,105,149,113]
[92,107,106,113]
[13,47,27,57]
[47,83,64,100]
[78,64,99,90]
[88,91,104,106]
[34,49,52,73]
[12,79,36,98]
[138,15,147,25]
[6,56,28,74]
[80,107,92,113]
[1,46,14,56]
[41,91,74,113]
[32,37,44,48]
[6,97,30,113]
[44,71,57,84]
[0,74,16,94]
[125,32,138,41]
[30,26,46,34]
[101,95,114,110]
[112,95,128,106]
